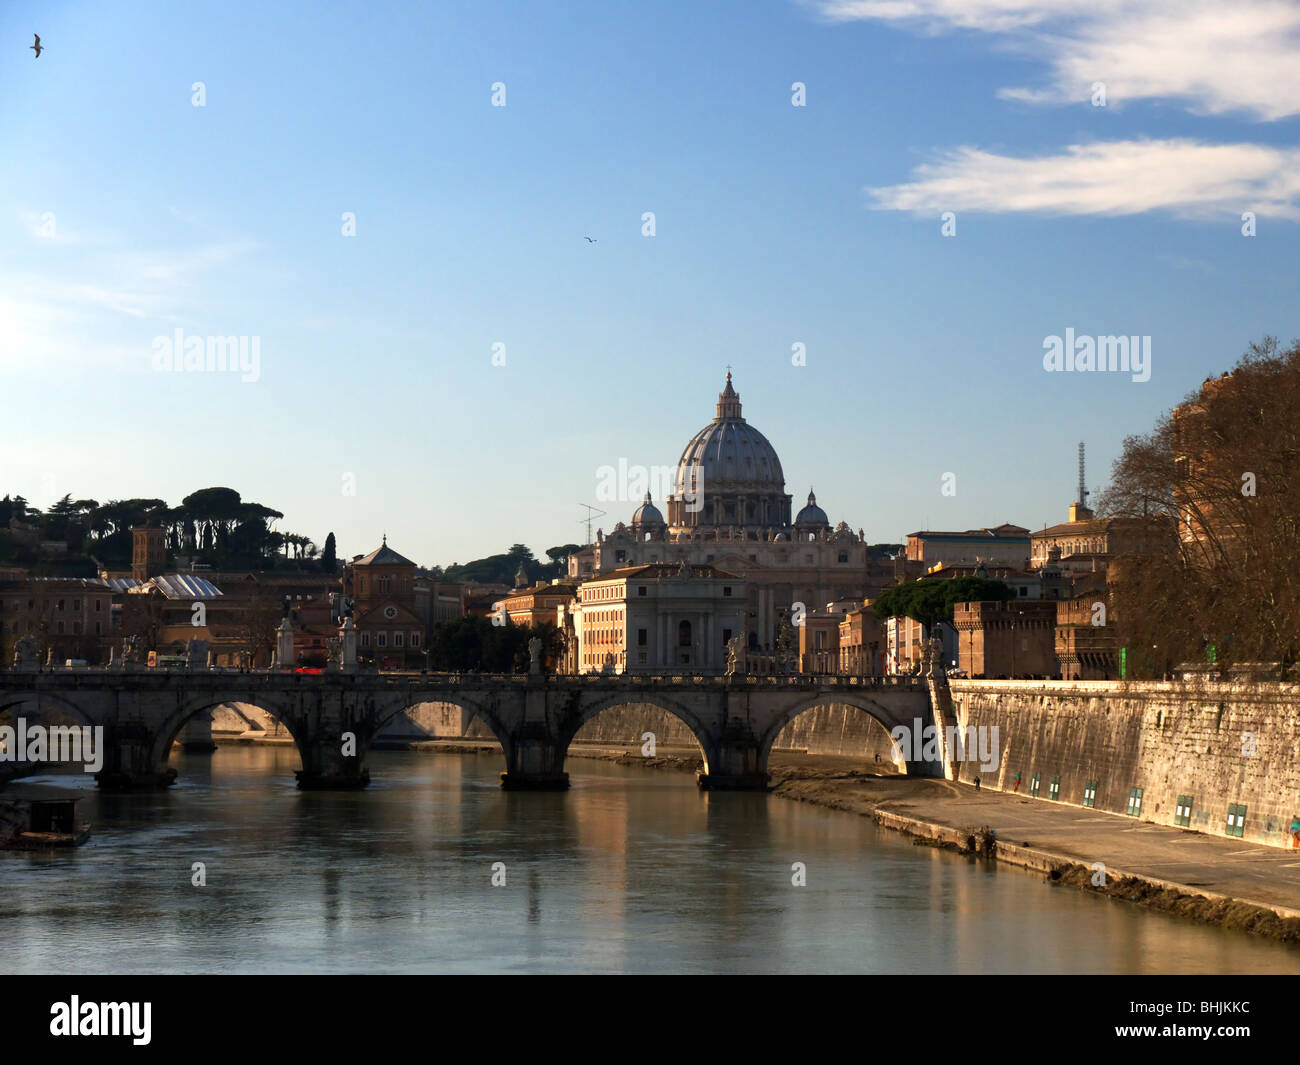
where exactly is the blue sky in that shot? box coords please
[3,0,1298,567]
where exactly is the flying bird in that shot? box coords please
[30,34,42,58]
[584,236,596,243]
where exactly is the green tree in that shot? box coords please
[873,576,1013,627]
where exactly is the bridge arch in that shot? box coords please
[149,694,305,771]
[371,693,509,749]
[559,691,716,776]
[757,692,928,770]
[0,692,98,729]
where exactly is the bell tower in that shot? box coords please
[132,524,167,581]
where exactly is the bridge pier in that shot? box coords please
[696,728,769,791]
[96,767,179,791]
[294,739,369,789]
[295,764,370,789]
[96,725,179,791]
[500,724,569,790]
[179,712,217,753]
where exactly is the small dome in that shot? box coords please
[631,492,665,526]
[795,490,829,527]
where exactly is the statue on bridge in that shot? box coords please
[774,619,795,674]
[326,637,342,671]
[528,636,543,675]
[725,635,746,676]
[121,635,142,669]
[923,631,946,680]
[186,638,209,671]
[13,634,39,672]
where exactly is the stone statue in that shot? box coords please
[326,637,342,670]
[528,636,543,675]
[339,616,358,672]
[122,635,142,668]
[725,635,745,676]
[186,637,209,671]
[13,634,39,672]
[774,619,795,674]
[924,631,945,679]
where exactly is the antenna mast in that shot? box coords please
[1077,442,1088,507]
[577,503,607,545]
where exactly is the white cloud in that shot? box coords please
[867,139,1300,220]
[0,231,262,375]
[813,0,1300,120]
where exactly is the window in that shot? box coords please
[1126,787,1144,817]
[95,622,102,636]
[748,554,757,562]
[1029,773,1040,797]
[678,620,692,647]
[637,629,647,646]
[1083,781,1097,808]
[73,599,81,611]
[837,552,848,563]
[1018,587,1027,597]
[616,550,627,563]
[394,632,404,647]
[57,599,65,612]
[361,632,371,647]
[95,599,102,612]
[722,628,732,645]
[723,586,732,597]
[1226,803,1247,838]
[1048,776,1060,800]
[56,621,65,635]
[411,632,420,647]
[73,622,81,635]
[638,652,647,664]
[1175,795,1194,828]
[377,632,387,648]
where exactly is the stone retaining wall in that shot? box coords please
[948,679,1300,850]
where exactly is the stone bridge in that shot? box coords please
[0,670,939,792]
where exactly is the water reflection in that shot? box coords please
[2,747,1297,974]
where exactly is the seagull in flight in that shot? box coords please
[584,236,596,243]
[30,34,42,58]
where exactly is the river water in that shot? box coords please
[3,747,1297,974]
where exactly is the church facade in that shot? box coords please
[342,538,425,669]
[568,373,903,650]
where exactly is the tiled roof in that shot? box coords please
[908,526,1029,540]
[354,543,416,567]
[586,563,741,581]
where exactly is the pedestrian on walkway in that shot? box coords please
[974,775,981,792]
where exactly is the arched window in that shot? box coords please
[678,620,692,647]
